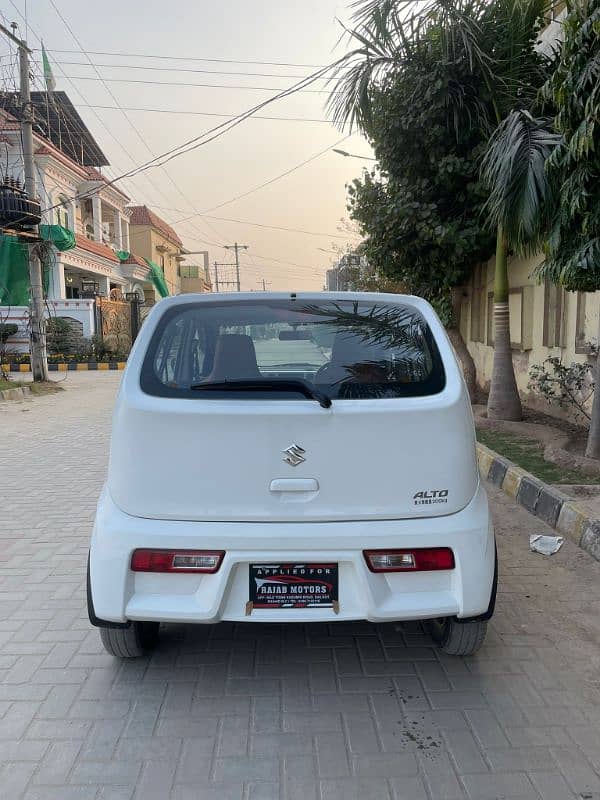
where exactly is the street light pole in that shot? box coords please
[0,23,48,381]
[332,148,377,161]
[224,242,248,292]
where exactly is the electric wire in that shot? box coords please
[50,60,331,81]
[34,48,326,69]
[72,104,331,124]
[6,0,177,208]
[55,74,337,94]
[5,1,223,250]
[46,0,232,256]
[32,56,342,219]
[4,6,350,286]
[175,135,351,222]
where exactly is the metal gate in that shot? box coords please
[95,296,140,354]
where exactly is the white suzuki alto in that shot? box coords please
[88,292,496,658]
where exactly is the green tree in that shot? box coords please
[329,0,554,419]
[536,0,600,457]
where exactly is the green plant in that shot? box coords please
[529,346,597,421]
[329,0,556,421]
[536,0,600,458]
[46,317,89,355]
[90,334,114,360]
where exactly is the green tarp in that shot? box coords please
[0,234,29,306]
[0,227,76,305]
[144,257,169,298]
[39,225,76,252]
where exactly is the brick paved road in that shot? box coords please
[1,373,600,800]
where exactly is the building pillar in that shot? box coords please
[99,275,110,297]
[122,219,130,252]
[68,199,77,232]
[92,195,103,242]
[114,211,122,250]
[47,259,66,299]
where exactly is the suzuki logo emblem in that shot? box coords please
[283,444,306,467]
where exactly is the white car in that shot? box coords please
[88,292,496,658]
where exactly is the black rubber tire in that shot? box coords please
[99,622,159,658]
[427,617,487,656]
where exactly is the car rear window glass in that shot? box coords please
[140,298,446,400]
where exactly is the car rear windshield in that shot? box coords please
[140,298,446,400]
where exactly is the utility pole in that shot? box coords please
[224,243,248,292]
[213,262,219,292]
[260,279,271,292]
[0,23,48,381]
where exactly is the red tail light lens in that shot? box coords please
[131,549,225,574]
[364,548,455,572]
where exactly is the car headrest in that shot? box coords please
[209,333,260,381]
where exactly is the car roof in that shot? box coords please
[155,291,433,316]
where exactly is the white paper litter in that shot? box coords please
[529,534,564,555]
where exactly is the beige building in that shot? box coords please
[128,205,186,303]
[460,253,599,418]
[180,256,212,294]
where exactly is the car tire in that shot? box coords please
[427,617,487,656]
[99,622,159,658]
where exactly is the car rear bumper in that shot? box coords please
[89,483,494,625]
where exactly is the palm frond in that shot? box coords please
[481,109,561,251]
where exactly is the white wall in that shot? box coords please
[1,301,96,355]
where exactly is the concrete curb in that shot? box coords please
[477,442,600,563]
[0,386,30,402]
[2,361,126,372]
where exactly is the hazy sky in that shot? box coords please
[2,0,374,290]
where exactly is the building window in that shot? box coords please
[543,279,564,348]
[470,264,486,343]
[160,255,165,272]
[509,289,523,349]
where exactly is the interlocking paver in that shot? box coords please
[0,371,599,799]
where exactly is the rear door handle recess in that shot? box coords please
[269,478,319,493]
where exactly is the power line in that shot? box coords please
[46,0,226,255]
[34,48,326,69]
[5,2,280,255]
[34,57,339,220]
[76,103,330,123]
[4,11,340,226]
[6,0,172,208]
[174,135,351,223]
[183,231,326,277]
[54,74,337,94]
[50,59,330,81]
[147,206,359,240]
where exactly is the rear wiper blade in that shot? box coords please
[190,379,332,409]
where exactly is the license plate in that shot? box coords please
[249,563,338,609]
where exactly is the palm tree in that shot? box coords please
[328,0,554,420]
[481,110,560,418]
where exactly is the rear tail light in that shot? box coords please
[131,549,225,574]
[363,548,454,572]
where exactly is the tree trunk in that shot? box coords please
[448,287,476,402]
[585,313,600,459]
[487,227,522,421]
